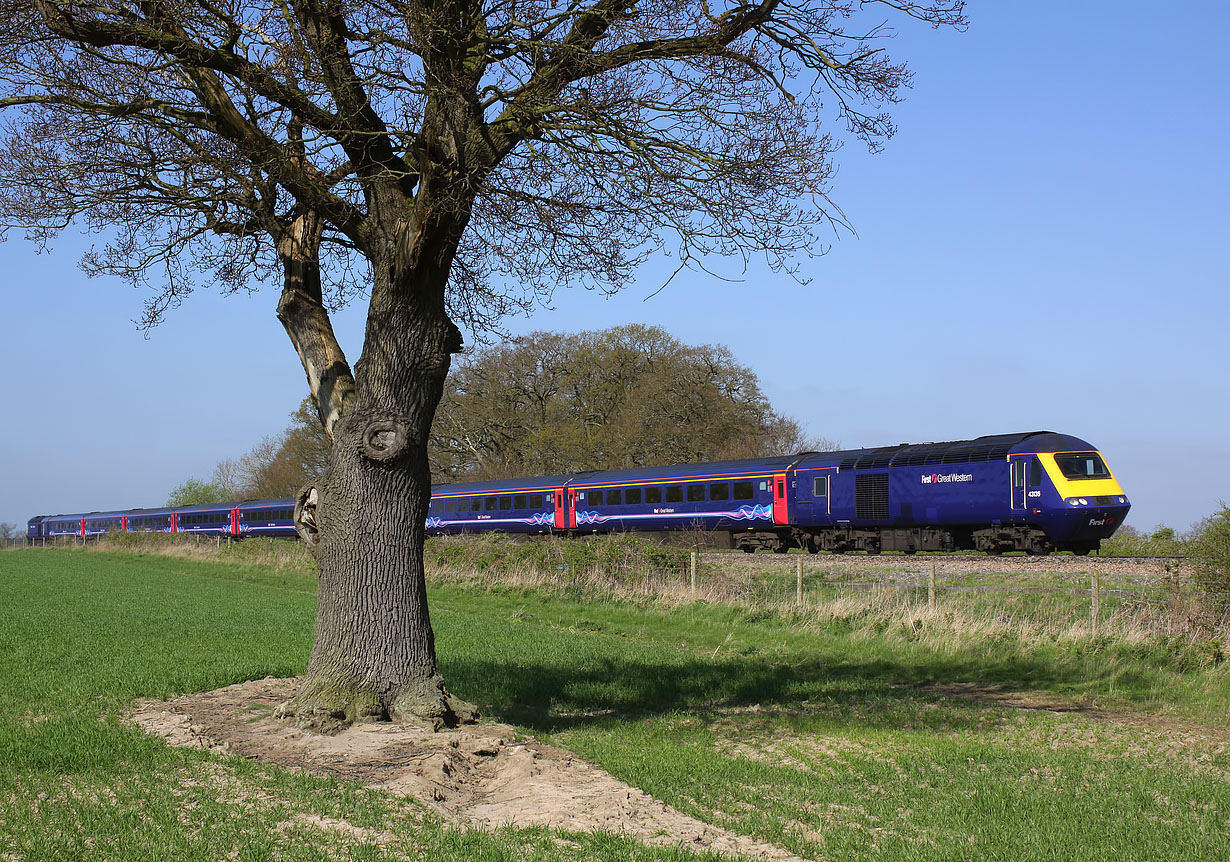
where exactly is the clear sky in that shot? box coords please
[2,2,1227,535]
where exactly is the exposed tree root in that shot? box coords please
[277,673,478,734]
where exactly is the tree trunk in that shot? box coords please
[279,247,476,732]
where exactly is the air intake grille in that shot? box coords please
[856,473,890,521]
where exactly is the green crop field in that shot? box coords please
[1,547,1228,860]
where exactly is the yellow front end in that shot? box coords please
[1038,451,1126,500]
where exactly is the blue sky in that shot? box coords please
[2,2,1227,534]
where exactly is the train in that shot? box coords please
[27,430,1130,556]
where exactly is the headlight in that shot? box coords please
[1079,498,1089,505]
[1067,498,1081,506]
[1118,496,1126,504]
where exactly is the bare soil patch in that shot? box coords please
[131,677,802,861]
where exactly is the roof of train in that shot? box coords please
[432,432,1102,494]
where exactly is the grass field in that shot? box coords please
[1,547,1228,860]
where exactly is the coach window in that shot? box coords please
[528,494,544,509]
[513,495,526,510]
[607,488,622,505]
[499,496,512,510]
[485,496,497,511]
[687,484,705,502]
[645,487,662,504]
[589,490,603,506]
[733,481,754,500]
[470,498,483,512]
[625,487,642,505]
[665,486,683,503]
[813,476,828,498]
[709,483,729,501]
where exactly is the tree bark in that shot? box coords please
[279,230,476,732]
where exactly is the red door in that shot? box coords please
[772,473,790,525]
[568,488,578,529]
[170,513,178,534]
[120,516,128,532]
[230,509,239,536]
[553,489,568,529]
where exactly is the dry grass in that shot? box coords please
[59,531,1227,653]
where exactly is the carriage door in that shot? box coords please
[1011,458,1027,510]
[772,472,790,525]
[554,489,575,530]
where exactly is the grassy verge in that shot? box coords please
[2,546,1228,860]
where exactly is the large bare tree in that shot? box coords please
[0,0,965,730]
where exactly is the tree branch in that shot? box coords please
[275,210,356,439]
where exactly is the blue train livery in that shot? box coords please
[27,431,1129,555]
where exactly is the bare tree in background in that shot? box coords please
[430,324,835,480]
[0,0,965,730]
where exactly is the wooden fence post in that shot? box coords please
[796,556,803,605]
[929,560,937,612]
[1091,571,1101,637]
[690,551,697,595]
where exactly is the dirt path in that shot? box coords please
[132,677,803,861]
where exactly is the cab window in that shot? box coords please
[1054,453,1110,480]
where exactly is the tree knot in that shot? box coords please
[360,416,411,462]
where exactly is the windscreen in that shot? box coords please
[1054,452,1111,480]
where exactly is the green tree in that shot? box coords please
[1150,526,1177,543]
[0,1,965,729]
[1191,507,1230,623]
[430,325,833,481]
[167,478,233,507]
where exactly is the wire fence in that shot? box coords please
[566,551,1214,637]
